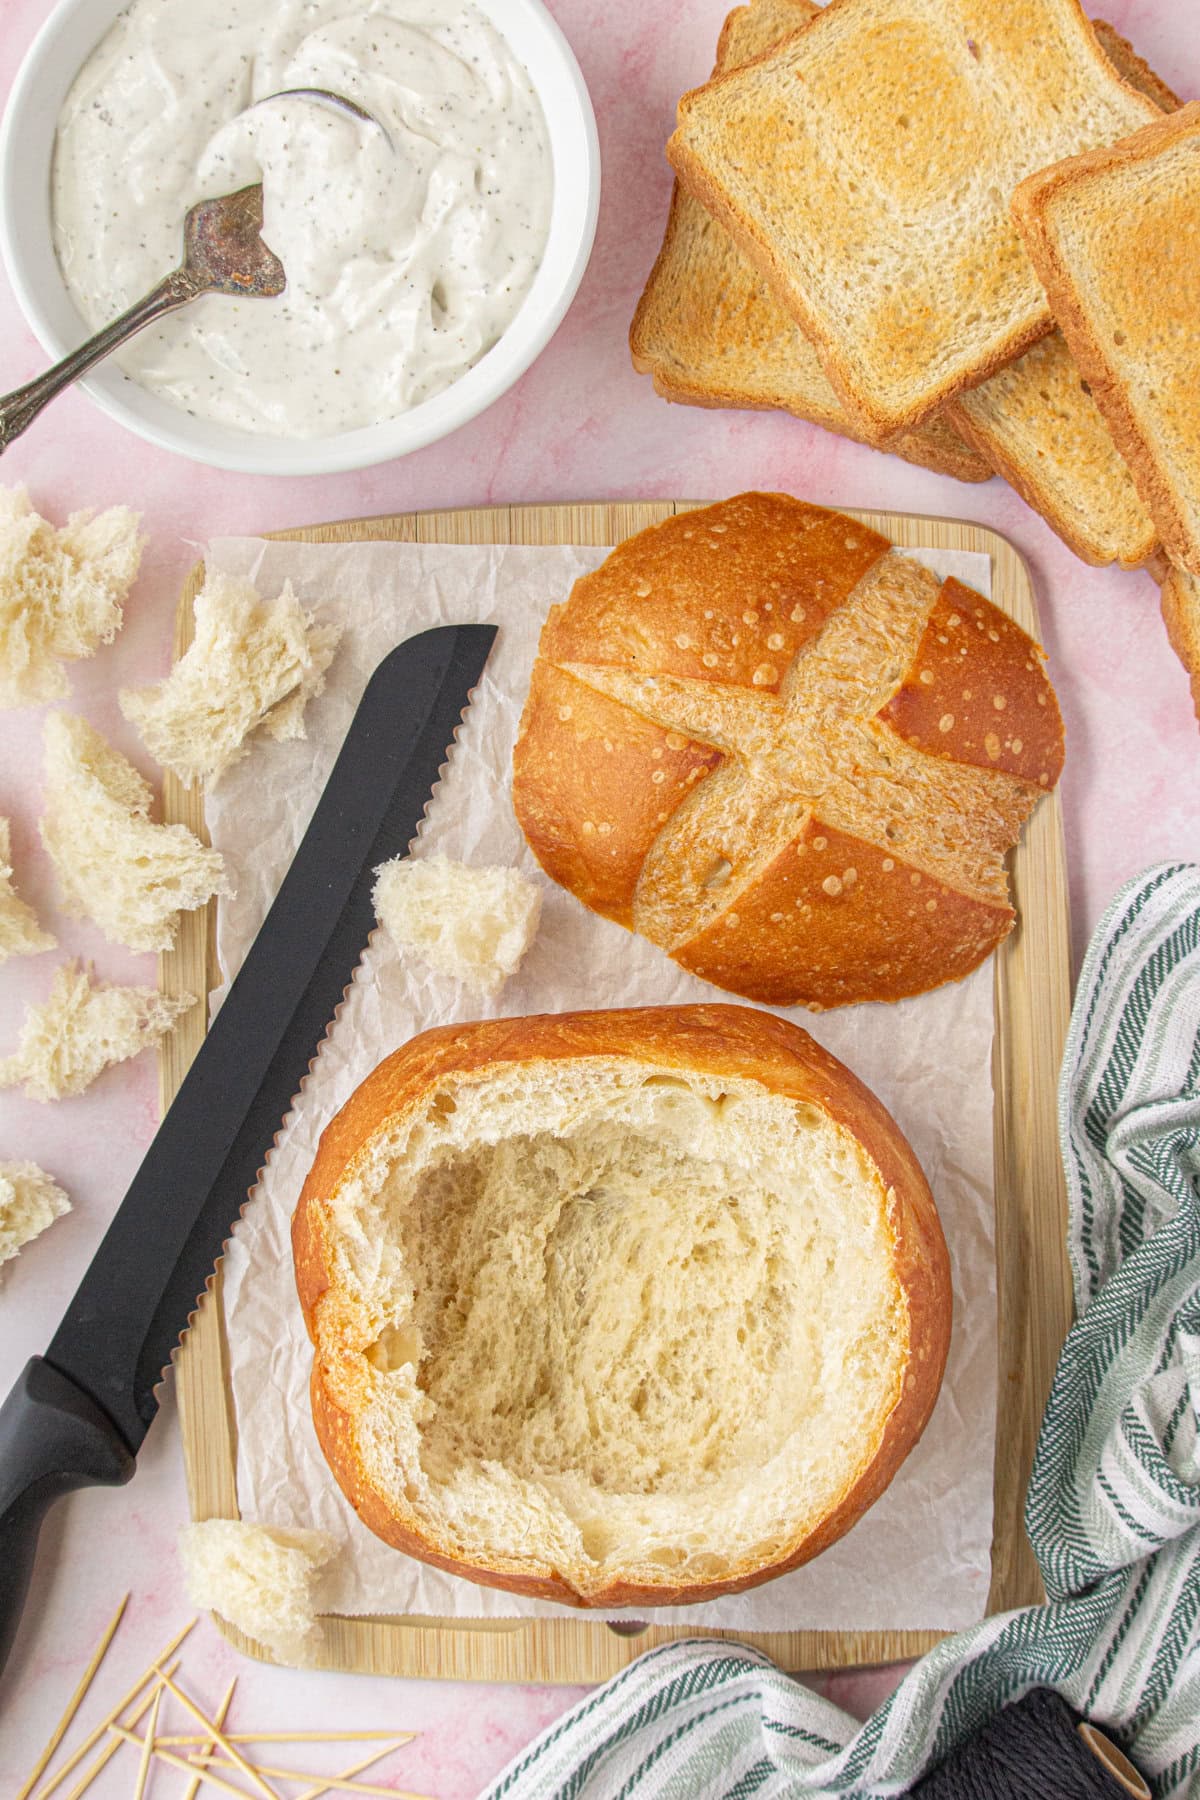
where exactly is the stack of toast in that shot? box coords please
[631,0,1199,718]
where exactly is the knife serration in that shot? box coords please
[45,623,497,1453]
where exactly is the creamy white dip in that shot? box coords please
[52,0,553,436]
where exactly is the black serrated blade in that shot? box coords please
[45,623,496,1454]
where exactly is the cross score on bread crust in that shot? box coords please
[513,495,1064,1008]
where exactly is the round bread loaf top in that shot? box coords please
[293,1005,951,1607]
[512,491,1065,1007]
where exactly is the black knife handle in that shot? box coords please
[0,1357,135,1681]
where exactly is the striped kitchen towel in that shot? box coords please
[482,863,1200,1800]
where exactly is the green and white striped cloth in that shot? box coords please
[483,862,1200,1800]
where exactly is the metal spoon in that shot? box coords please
[0,89,387,452]
[251,86,393,148]
[0,184,284,453]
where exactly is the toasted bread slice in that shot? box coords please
[1090,18,1182,115]
[631,0,990,482]
[668,0,1159,439]
[1160,565,1200,722]
[1013,104,1200,579]
[946,335,1157,566]
[945,19,1178,568]
[712,0,814,63]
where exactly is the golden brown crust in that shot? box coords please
[1012,105,1200,578]
[631,248,992,480]
[880,578,1065,783]
[714,0,817,70]
[629,1,991,482]
[949,379,1165,568]
[513,495,1064,1009]
[672,821,1013,1009]
[666,0,1158,440]
[538,495,891,690]
[1159,564,1200,725]
[512,663,721,927]
[674,117,1057,440]
[294,1004,952,1607]
[1090,19,1182,114]
[935,20,1175,571]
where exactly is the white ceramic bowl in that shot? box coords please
[0,0,599,475]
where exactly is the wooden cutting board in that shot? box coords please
[164,500,1073,1682]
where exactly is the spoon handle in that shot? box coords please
[0,268,200,453]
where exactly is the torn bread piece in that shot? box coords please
[0,961,193,1101]
[1013,104,1200,580]
[0,1161,70,1268]
[0,486,144,707]
[373,854,542,998]
[179,1520,336,1666]
[40,712,227,951]
[0,816,55,961]
[631,0,990,483]
[121,572,342,787]
[945,18,1178,569]
[668,0,1159,439]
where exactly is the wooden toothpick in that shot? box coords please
[147,1665,281,1800]
[58,1659,182,1800]
[132,1684,162,1800]
[192,1753,431,1798]
[34,1624,194,1800]
[110,1731,257,1800]
[15,1594,129,1800]
[294,1742,430,1800]
[183,1677,237,1800]
[159,1731,415,1749]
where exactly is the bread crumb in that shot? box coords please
[179,1520,336,1666]
[0,1161,69,1267]
[373,854,542,998]
[40,713,227,951]
[0,961,193,1101]
[121,573,341,787]
[0,486,144,707]
[0,816,55,962]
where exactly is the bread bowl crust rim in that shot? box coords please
[293,1003,953,1608]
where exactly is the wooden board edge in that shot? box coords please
[165,502,1073,1680]
[206,1607,949,1683]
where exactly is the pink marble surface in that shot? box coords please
[1,0,1198,1791]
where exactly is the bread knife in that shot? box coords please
[0,621,497,1684]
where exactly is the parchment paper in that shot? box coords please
[212,531,999,1631]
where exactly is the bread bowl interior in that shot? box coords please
[298,1014,949,1605]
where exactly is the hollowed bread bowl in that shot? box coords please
[293,1004,952,1607]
